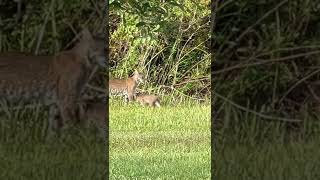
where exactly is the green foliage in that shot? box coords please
[214,0,320,117]
[110,0,210,99]
[0,0,104,54]
[214,1,320,177]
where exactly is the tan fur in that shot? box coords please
[0,28,106,134]
[135,94,161,107]
[109,70,144,102]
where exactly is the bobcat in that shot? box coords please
[109,70,144,103]
[135,93,161,107]
[0,28,106,135]
[78,101,106,138]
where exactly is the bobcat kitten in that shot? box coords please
[135,93,161,107]
[78,101,106,138]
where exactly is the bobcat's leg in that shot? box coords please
[124,94,129,104]
[60,106,76,128]
[47,105,59,139]
[141,101,148,106]
[123,92,133,105]
[127,92,134,103]
[79,103,90,128]
[74,103,90,134]
[57,67,86,128]
[57,98,78,131]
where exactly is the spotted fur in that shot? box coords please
[109,70,144,102]
[0,28,106,135]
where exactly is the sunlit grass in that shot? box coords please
[110,99,211,179]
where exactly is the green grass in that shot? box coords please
[213,104,320,179]
[0,137,106,179]
[214,140,320,180]
[109,99,211,180]
[0,98,210,179]
[0,106,106,180]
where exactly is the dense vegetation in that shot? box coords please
[109,0,211,101]
[213,0,320,178]
[0,0,104,54]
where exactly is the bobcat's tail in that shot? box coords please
[155,100,161,108]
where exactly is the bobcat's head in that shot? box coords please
[79,28,106,68]
[132,70,144,83]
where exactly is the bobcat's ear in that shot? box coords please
[81,28,92,40]
[134,69,139,74]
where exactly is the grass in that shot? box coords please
[0,98,210,179]
[213,104,320,179]
[109,99,211,180]
[0,106,106,180]
[214,140,320,180]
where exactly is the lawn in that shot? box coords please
[214,140,320,180]
[213,104,320,179]
[0,99,210,179]
[0,106,107,180]
[109,100,211,180]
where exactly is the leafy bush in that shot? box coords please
[110,0,210,99]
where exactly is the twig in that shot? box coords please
[212,50,320,75]
[86,84,107,94]
[62,28,81,50]
[81,65,99,95]
[255,45,320,58]
[173,77,209,87]
[307,85,320,102]
[160,85,206,101]
[223,0,288,56]
[278,68,320,104]
[87,65,99,83]
[81,93,107,101]
[213,90,302,122]
[35,0,55,55]
[211,0,219,34]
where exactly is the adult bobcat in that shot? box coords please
[135,93,161,107]
[109,70,144,102]
[0,28,106,134]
